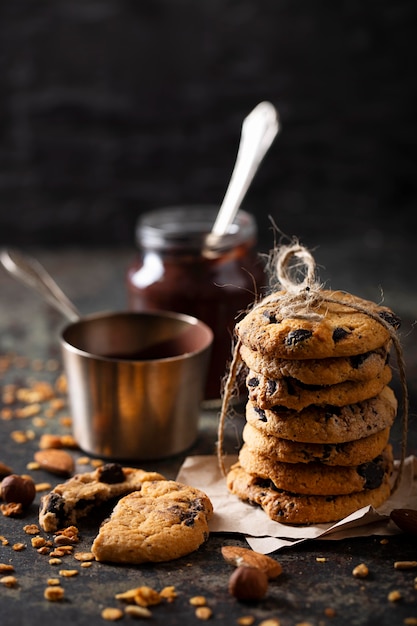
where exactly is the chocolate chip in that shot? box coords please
[350,352,368,369]
[357,455,385,490]
[45,493,67,528]
[247,377,259,388]
[267,379,277,395]
[263,311,277,324]
[379,310,401,329]
[285,329,312,346]
[254,406,267,422]
[332,327,351,342]
[98,463,125,484]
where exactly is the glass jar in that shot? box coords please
[126,206,266,401]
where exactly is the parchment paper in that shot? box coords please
[176,454,417,553]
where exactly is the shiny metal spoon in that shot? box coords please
[205,101,279,251]
[0,248,81,322]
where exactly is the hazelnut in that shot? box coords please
[1,474,36,508]
[228,565,268,601]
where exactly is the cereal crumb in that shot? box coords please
[159,586,177,602]
[49,558,62,565]
[59,569,79,577]
[237,617,256,626]
[0,563,14,573]
[47,578,61,586]
[23,524,40,535]
[124,605,152,618]
[0,575,18,587]
[12,543,25,551]
[394,561,417,570]
[388,590,402,602]
[195,606,212,620]
[316,557,327,562]
[190,596,207,606]
[101,607,124,621]
[44,586,65,601]
[74,551,95,562]
[352,563,369,578]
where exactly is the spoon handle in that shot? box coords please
[210,101,279,238]
[0,249,81,322]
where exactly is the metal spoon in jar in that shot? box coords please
[205,101,279,253]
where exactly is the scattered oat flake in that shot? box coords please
[81,562,92,568]
[352,563,369,578]
[0,536,9,546]
[1,502,23,517]
[190,596,207,606]
[0,564,14,573]
[0,575,17,587]
[237,617,255,626]
[394,561,417,570]
[49,558,62,565]
[23,524,40,535]
[124,605,152,619]
[59,569,78,577]
[388,590,402,602]
[74,551,95,562]
[101,607,124,621]
[195,606,212,620]
[159,585,176,601]
[77,456,91,465]
[44,586,65,601]
[316,557,327,562]
[35,482,52,492]
[12,543,25,551]
[47,578,61,586]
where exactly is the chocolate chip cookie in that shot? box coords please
[236,290,400,360]
[245,387,397,443]
[239,343,389,385]
[39,463,165,532]
[226,462,392,525]
[238,444,393,496]
[242,422,391,466]
[246,364,392,410]
[91,480,213,563]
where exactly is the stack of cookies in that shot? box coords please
[226,289,401,525]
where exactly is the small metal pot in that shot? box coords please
[1,250,213,460]
[61,310,212,460]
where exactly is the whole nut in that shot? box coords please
[1,474,36,508]
[228,565,268,601]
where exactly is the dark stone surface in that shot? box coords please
[0,248,415,625]
[0,1,416,250]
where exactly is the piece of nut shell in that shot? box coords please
[34,449,74,476]
[0,462,13,480]
[222,546,282,579]
[390,509,417,536]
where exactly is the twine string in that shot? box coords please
[217,242,408,497]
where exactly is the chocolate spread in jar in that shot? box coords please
[126,206,265,401]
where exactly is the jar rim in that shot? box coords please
[135,205,257,252]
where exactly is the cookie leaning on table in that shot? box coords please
[242,422,391,466]
[246,364,392,411]
[39,463,165,532]
[238,444,393,496]
[226,462,392,525]
[245,387,397,443]
[236,289,401,360]
[91,480,213,564]
[239,342,390,386]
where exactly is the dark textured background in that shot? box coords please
[0,0,416,252]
